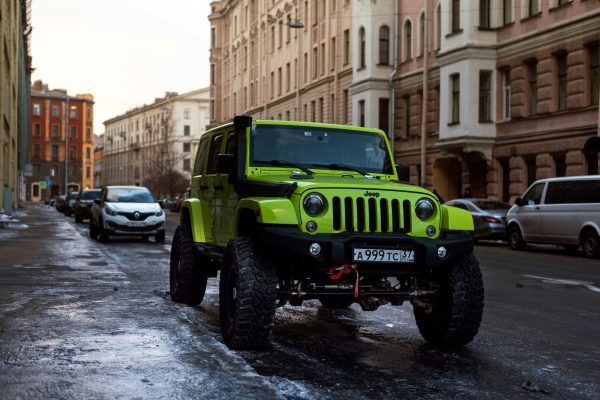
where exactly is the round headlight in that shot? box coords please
[303,193,326,216]
[415,198,435,221]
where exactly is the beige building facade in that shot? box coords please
[103,88,210,197]
[209,0,354,126]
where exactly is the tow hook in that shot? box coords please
[327,264,360,298]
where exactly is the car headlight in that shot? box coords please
[415,198,435,221]
[303,192,326,216]
[155,209,164,217]
[104,206,118,216]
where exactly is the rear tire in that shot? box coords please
[220,236,277,350]
[508,225,525,250]
[170,224,207,305]
[413,254,484,348]
[319,296,354,309]
[581,230,600,259]
[98,220,109,242]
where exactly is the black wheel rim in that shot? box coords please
[584,236,597,254]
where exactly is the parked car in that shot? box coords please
[444,198,510,242]
[170,188,190,213]
[89,186,166,243]
[74,189,101,223]
[506,175,600,258]
[64,191,79,216]
[54,195,67,213]
[158,196,174,209]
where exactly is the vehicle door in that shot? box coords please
[214,131,239,243]
[515,182,546,241]
[204,134,226,245]
[190,136,213,242]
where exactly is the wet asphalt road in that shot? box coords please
[1,205,599,399]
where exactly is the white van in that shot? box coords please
[506,175,600,258]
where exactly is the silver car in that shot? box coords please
[506,175,600,258]
[445,198,510,241]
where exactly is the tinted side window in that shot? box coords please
[193,138,209,176]
[545,180,600,204]
[522,182,545,205]
[225,132,236,155]
[206,135,224,174]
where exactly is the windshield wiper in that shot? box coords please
[311,163,371,177]
[254,159,314,176]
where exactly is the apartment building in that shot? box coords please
[93,134,103,188]
[209,0,354,125]
[102,88,210,197]
[394,0,600,202]
[0,0,32,212]
[27,81,95,201]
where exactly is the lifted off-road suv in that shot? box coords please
[170,117,483,350]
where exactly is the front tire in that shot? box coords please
[219,236,277,350]
[508,225,526,250]
[581,230,600,259]
[98,219,109,242]
[170,224,207,305]
[413,254,484,348]
[89,218,99,239]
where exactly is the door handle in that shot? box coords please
[199,185,209,190]
[535,206,540,211]
[214,185,224,191]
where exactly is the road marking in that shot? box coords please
[522,275,600,293]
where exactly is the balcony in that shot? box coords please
[130,142,141,151]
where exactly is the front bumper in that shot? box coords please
[257,225,473,268]
[103,214,165,235]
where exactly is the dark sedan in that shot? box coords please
[444,198,510,242]
[74,189,101,223]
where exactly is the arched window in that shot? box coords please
[419,12,425,56]
[359,27,366,69]
[404,20,412,61]
[379,25,390,65]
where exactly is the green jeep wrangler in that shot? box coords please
[170,116,483,350]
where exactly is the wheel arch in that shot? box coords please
[580,223,600,240]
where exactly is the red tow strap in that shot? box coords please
[328,264,360,298]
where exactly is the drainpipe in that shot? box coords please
[389,0,399,158]
[420,0,429,186]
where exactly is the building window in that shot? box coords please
[51,124,59,137]
[33,103,41,116]
[527,61,538,115]
[589,44,599,106]
[70,147,76,160]
[452,0,460,33]
[321,43,326,75]
[69,106,77,119]
[331,36,336,71]
[70,126,76,139]
[319,97,324,122]
[556,53,567,111]
[278,67,282,96]
[183,159,191,172]
[450,74,460,124]
[86,166,91,179]
[480,0,491,28]
[343,29,350,65]
[403,95,410,136]
[404,20,412,61]
[503,69,511,120]
[184,108,191,119]
[286,62,291,92]
[419,13,425,56]
[330,94,335,123]
[51,105,60,118]
[311,100,316,122]
[529,0,539,17]
[52,145,59,161]
[304,52,308,83]
[184,125,191,136]
[479,71,492,122]
[182,143,191,153]
[271,71,275,98]
[359,27,366,69]
[86,107,91,120]
[343,89,349,123]
[33,123,40,137]
[313,47,318,79]
[379,26,390,65]
[503,0,512,25]
[86,127,91,141]
[86,147,91,159]
[378,98,389,134]
[33,144,40,159]
[358,100,365,127]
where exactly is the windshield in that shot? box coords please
[473,200,510,211]
[81,190,100,200]
[250,125,393,175]
[106,188,155,203]
[67,192,78,200]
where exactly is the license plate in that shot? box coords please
[352,248,415,263]
[127,221,146,227]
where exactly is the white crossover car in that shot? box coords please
[90,186,166,243]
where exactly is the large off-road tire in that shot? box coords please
[219,236,277,350]
[89,218,99,239]
[581,229,600,259]
[413,254,484,348]
[508,225,526,250]
[170,224,207,306]
[319,296,355,309]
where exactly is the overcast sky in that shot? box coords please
[31,0,211,134]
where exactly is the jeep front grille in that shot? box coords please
[331,196,411,233]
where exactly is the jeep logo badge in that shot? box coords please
[364,191,380,198]
[134,211,140,220]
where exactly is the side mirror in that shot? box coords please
[396,164,410,182]
[217,153,235,175]
[514,197,523,206]
[94,199,101,205]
